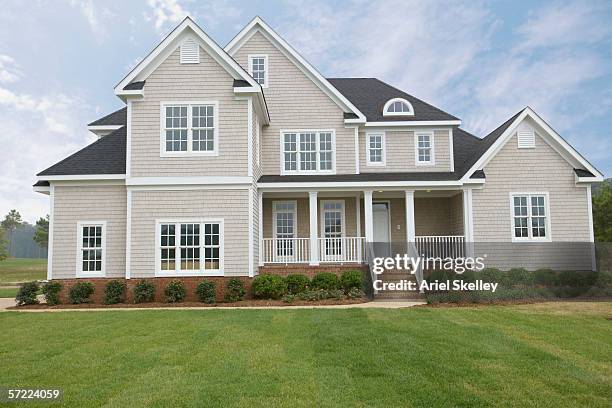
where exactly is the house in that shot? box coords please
[34,16,603,298]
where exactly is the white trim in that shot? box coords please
[363,190,374,243]
[415,130,435,166]
[126,100,132,178]
[76,221,107,278]
[247,97,253,178]
[383,98,414,116]
[319,200,346,238]
[255,113,260,167]
[248,188,254,277]
[154,218,225,277]
[509,192,552,243]
[364,120,461,127]
[126,176,252,186]
[258,191,263,267]
[38,174,125,181]
[87,125,122,132]
[225,17,366,122]
[308,192,319,265]
[365,132,386,167]
[353,127,360,174]
[126,189,132,279]
[448,128,454,172]
[280,129,336,175]
[128,184,251,192]
[159,101,219,157]
[586,186,596,271]
[248,54,268,88]
[258,180,464,190]
[47,186,55,280]
[405,190,415,242]
[576,175,604,184]
[33,186,50,194]
[355,194,361,238]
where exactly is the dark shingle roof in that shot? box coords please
[327,78,459,122]
[37,127,126,176]
[33,180,50,187]
[123,81,145,90]
[575,169,596,178]
[233,79,251,87]
[88,107,127,127]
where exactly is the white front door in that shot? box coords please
[320,200,345,262]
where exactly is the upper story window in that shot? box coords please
[160,102,218,157]
[77,221,106,278]
[249,55,268,88]
[383,98,414,116]
[366,132,386,166]
[511,193,549,241]
[282,130,335,174]
[415,131,434,165]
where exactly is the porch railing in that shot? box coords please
[318,237,365,264]
[260,237,365,264]
[415,235,465,259]
[261,238,310,264]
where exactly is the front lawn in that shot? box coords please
[0,258,46,285]
[0,287,18,298]
[1,302,610,407]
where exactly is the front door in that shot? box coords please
[373,202,391,257]
[321,200,345,262]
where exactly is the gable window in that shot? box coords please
[77,221,106,277]
[160,102,218,157]
[415,131,434,165]
[511,193,549,241]
[157,219,223,276]
[249,55,268,88]
[383,98,414,116]
[366,132,386,166]
[281,130,335,174]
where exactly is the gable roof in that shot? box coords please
[225,16,366,122]
[328,78,459,123]
[87,107,126,127]
[38,127,126,176]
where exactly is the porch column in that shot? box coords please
[405,190,415,243]
[364,190,374,242]
[258,191,263,266]
[309,191,319,265]
[463,188,474,257]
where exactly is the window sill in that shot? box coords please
[366,162,386,167]
[511,237,551,243]
[160,151,219,158]
[155,270,224,277]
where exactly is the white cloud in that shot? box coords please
[0,54,21,83]
[146,0,192,31]
[70,0,113,43]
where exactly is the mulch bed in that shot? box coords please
[9,297,368,310]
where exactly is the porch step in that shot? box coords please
[372,269,424,300]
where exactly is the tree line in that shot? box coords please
[0,210,48,261]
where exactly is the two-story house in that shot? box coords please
[34,17,603,297]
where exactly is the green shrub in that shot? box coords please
[42,281,62,305]
[340,270,363,293]
[480,268,504,284]
[15,281,39,306]
[164,280,186,303]
[281,293,296,303]
[69,282,94,304]
[196,279,216,303]
[133,280,155,303]
[557,271,598,287]
[297,289,330,301]
[285,274,310,294]
[252,275,287,299]
[327,289,344,300]
[347,287,363,299]
[311,272,340,290]
[225,278,246,302]
[104,280,126,304]
[458,269,476,283]
[426,269,454,283]
[507,268,534,286]
[534,268,558,286]
[426,287,553,304]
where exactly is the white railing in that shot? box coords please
[261,238,310,264]
[318,237,365,264]
[415,235,465,259]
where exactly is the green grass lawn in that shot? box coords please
[0,258,46,285]
[1,302,610,407]
[0,287,18,298]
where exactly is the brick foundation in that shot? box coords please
[258,264,368,278]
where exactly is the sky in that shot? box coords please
[0,0,611,223]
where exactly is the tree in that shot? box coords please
[33,215,49,248]
[1,209,23,256]
[593,180,612,242]
[0,226,7,261]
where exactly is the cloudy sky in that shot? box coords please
[1,0,611,223]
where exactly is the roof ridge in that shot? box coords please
[483,108,525,140]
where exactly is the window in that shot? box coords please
[281,131,335,174]
[366,133,386,166]
[249,55,268,87]
[383,98,414,116]
[77,222,106,277]
[161,102,218,156]
[273,201,296,258]
[511,194,549,241]
[157,220,223,275]
[320,201,345,260]
[415,132,434,164]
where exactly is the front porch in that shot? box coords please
[258,190,471,266]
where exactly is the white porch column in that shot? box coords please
[258,190,263,266]
[364,190,374,243]
[405,190,415,243]
[309,191,319,265]
[463,188,474,257]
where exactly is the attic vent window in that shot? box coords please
[180,38,199,64]
[517,124,535,149]
[383,98,414,116]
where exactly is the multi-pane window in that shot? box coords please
[162,103,217,155]
[273,202,296,257]
[416,132,433,164]
[78,223,105,276]
[512,194,548,240]
[249,55,267,87]
[158,221,222,274]
[322,201,344,258]
[282,131,335,173]
[367,133,385,165]
[383,98,413,115]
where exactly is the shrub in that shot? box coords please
[133,280,155,303]
[340,270,363,293]
[69,282,94,304]
[164,280,186,303]
[297,289,330,301]
[347,287,363,299]
[534,268,558,286]
[104,280,126,304]
[196,279,216,303]
[252,275,287,299]
[15,281,39,306]
[42,281,62,305]
[281,293,296,303]
[557,271,598,288]
[225,278,246,302]
[285,274,310,294]
[480,268,505,285]
[327,289,345,300]
[311,272,340,290]
[506,268,534,287]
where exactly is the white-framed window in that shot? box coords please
[248,55,268,88]
[320,200,346,260]
[160,101,218,157]
[76,221,106,277]
[156,219,224,276]
[510,193,550,241]
[415,131,434,165]
[383,98,414,116]
[281,130,336,174]
[366,132,386,166]
[272,201,297,258]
